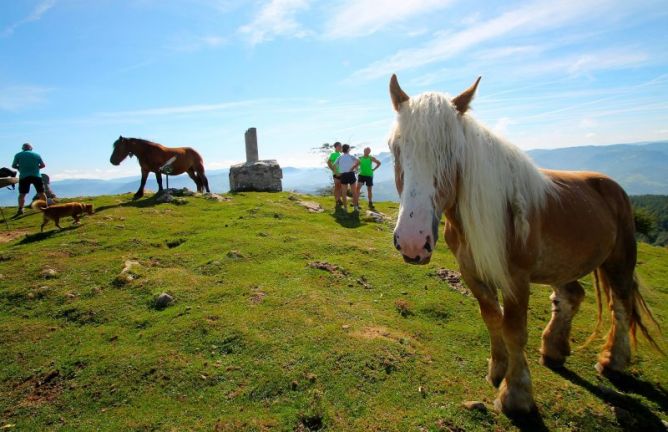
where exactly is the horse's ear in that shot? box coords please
[452,76,481,114]
[390,74,410,111]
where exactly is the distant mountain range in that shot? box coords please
[1,141,667,206]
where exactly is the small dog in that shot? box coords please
[31,200,94,232]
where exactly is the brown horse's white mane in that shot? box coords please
[391,91,556,291]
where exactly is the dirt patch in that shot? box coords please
[13,370,63,410]
[432,268,470,296]
[0,229,30,244]
[249,286,266,304]
[308,261,348,276]
[351,326,408,343]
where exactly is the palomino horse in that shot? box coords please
[388,75,660,414]
[110,136,210,200]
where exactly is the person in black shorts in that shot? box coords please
[11,143,47,216]
[334,144,360,211]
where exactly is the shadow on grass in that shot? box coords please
[551,366,666,431]
[18,225,81,244]
[95,195,165,213]
[505,409,548,432]
[602,368,668,414]
[330,205,364,229]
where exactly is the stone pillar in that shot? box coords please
[230,127,283,193]
[245,128,259,163]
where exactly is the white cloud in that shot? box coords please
[2,0,56,37]
[51,167,137,180]
[169,34,227,52]
[96,100,260,118]
[493,117,516,136]
[0,85,50,111]
[579,117,597,128]
[238,0,310,45]
[324,0,453,39]
[351,0,611,80]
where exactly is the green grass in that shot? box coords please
[1,192,666,431]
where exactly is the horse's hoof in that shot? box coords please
[494,394,537,415]
[595,361,625,376]
[540,355,566,370]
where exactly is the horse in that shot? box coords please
[387,75,661,414]
[110,136,210,200]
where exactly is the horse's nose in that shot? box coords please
[402,253,431,264]
[394,233,433,265]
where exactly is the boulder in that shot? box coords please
[229,160,282,192]
[154,292,174,309]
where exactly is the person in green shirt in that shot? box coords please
[326,142,343,206]
[355,147,381,209]
[11,143,47,216]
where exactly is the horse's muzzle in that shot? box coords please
[402,253,431,265]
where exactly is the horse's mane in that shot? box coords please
[115,137,165,150]
[393,92,555,293]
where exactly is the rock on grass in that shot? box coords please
[154,292,174,310]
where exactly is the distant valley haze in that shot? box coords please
[2,141,668,206]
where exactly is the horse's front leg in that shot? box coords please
[155,171,164,193]
[134,169,149,200]
[495,278,536,414]
[462,272,508,387]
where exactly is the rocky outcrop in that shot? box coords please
[229,160,283,192]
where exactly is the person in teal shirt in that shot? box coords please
[326,142,343,206]
[11,143,47,216]
[356,147,381,209]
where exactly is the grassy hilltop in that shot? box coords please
[0,192,667,431]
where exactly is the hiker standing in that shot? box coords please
[11,143,47,216]
[334,144,360,212]
[326,142,343,206]
[356,147,381,209]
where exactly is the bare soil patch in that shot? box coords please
[0,229,30,244]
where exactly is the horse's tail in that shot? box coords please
[579,268,606,349]
[629,273,664,353]
[31,200,48,212]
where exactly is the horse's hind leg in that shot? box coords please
[199,171,210,193]
[462,273,508,387]
[187,168,202,192]
[596,266,634,373]
[540,281,585,368]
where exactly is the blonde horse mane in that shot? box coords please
[392,92,556,293]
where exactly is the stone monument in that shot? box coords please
[229,128,283,192]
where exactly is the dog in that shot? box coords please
[0,167,17,189]
[31,200,94,232]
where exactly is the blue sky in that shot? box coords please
[1,0,667,180]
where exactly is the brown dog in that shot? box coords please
[31,200,94,232]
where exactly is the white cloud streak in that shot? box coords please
[0,85,51,111]
[351,0,611,80]
[96,101,261,118]
[325,0,453,39]
[1,0,56,37]
[238,0,310,45]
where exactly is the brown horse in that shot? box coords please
[388,75,661,414]
[110,136,210,200]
